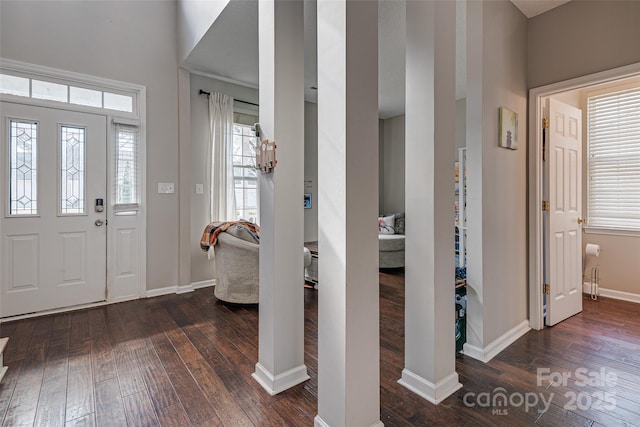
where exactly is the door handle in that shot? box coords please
[577,217,587,224]
[95,219,104,226]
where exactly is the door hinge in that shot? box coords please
[543,118,550,129]
[542,201,550,211]
[543,284,550,295]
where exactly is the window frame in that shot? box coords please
[585,81,640,236]
[231,122,258,223]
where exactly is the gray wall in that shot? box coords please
[377,100,465,218]
[177,0,229,64]
[189,73,259,283]
[528,0,640,89]
[466,0,528,348]
[380,115,405,215]
[0,0,180,291]
[456,98,466,151]
[529,2,640,295]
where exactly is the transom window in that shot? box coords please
[0,72,134,113]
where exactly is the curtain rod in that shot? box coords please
[199,89,259,107]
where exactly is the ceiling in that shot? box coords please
[183,0,571,119]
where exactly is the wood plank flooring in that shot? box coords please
[1,269,640,426]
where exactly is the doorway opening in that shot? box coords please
[529,62,640,330]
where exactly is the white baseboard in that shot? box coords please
[583,282,640,303]
[463,319,530,363]
[108,295,140,304]
[398,369,462,405]
[314,416,383,427]
[192,279,216,290]
[146,285,179,298]
[146,279,216,298]
[252,362,310,396]
[176,285,194,294]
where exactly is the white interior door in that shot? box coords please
[545,98,583,326]
[1,102,107,317]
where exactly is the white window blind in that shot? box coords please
[587,86,640,230]
[113,123,139,212]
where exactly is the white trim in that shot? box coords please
[528,62,640,331]
[176,285,194,295]
[398,370,462,405]
[584,226,640,237]
[252,362,310,396]
[145,280,215,298]
[192,279,216,289]
[313,416,382,427]
[583,282,640,303]
[463,320,530,363]
[146,285,179,298]
[186,67,259,90]
[108,295,140,304]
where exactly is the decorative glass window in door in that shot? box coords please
[60,125,86,214]
[9,120,38,215]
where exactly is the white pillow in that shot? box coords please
[378,215,395,234]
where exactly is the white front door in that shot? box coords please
[1,102,107,317]
[545,98,583,326]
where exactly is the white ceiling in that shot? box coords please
[184,0,571,119]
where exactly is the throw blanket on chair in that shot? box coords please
[200,221,260,252]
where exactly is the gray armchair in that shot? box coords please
[212,231,313,304]
[213,232,260,304]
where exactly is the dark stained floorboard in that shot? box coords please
[1,269,639,426]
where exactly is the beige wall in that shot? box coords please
[466,0,528,348]
[0,0,180,291]
[189,73,259,283]
[529,2,640,295]
[528,0,640,89]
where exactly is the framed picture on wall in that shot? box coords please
[499,107,518,150]
[304,193,312,209]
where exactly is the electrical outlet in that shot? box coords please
[158,183,175,194]
[195,183,204,194]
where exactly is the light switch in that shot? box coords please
[195,184,204,194]
[158,182,175,194]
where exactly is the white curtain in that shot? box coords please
[207,92,236,222]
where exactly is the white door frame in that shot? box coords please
[528,62,640,330]
[0,59,147,317]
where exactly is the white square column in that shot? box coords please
[252,0,309,395]
[399,0,461,404]
[315,1,381,426]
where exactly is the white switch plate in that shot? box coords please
[195,183,204,194]
[158,182,175,194]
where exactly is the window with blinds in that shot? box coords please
[114,123,139,212]
[587,85,640,230]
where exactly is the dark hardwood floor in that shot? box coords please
[1,269,640,426]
